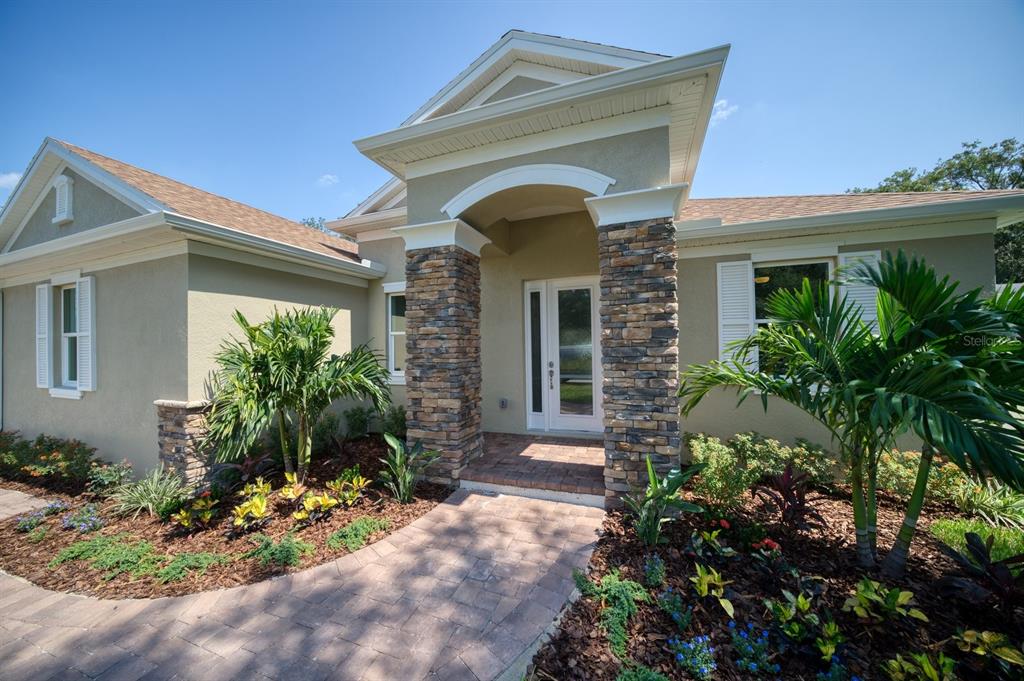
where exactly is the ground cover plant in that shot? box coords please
[0,432,447,598]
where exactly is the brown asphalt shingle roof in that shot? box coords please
[57,140,360,262]
[680,190,1024,226]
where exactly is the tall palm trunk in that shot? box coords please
[296,412,312,483]
[849,448,875,568]
[881,444,934,580]
[866,456,879,559]
[277,409,294,475]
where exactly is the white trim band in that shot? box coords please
[391,219,492,255]
[442,164,616,219]
[585,183,689,227]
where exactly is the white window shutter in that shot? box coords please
[35,284,52,388]
[839,251,882,329]
[717,260,757,368]
[76,276,96,391]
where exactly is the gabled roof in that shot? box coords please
[680,190,1024,226]
[0,138,360,263]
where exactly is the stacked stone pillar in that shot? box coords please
[399,220,489,484]
[154,399,210,485]
[587,186,685,507]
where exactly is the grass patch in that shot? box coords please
[929,518,1024,562]
[244,533,314,567]
[326,516,390,552]
[49,534,162,580]
[155,552,230,584]
[27,526,48,543]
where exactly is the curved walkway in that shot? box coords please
[0,488,603,681]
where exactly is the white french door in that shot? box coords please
[524,276,602,432]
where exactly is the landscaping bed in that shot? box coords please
[530,487,1022,680]
[0,435,449,599]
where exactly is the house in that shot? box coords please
[3,31,1023,504]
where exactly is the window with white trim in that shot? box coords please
[60,284,80,387]
[387,293,406,380]
[753,259,832,372]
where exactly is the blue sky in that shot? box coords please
[0,1,1021,222]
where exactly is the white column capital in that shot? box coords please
[584,183,689,228]
[391,219,491,256]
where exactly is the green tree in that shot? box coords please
[300,216,328,232]
[202,307,391,480]
[849,138,1024,283]
[679,252,1024,575]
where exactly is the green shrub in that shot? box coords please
[616,665,669,681]
[244,533,314,567]
[623,456,702,545]
[380,434,440,503]
[929,518,1024,562]
[954,480,1024,530]
[0,433,99,483]
[155,552,230,583]
[109,468,192,519]
[685,433,756,509]
[86,460,133,497]
[380,406,407,439]
[50,534,162,580]
[344,406,375,440]
[573,569,648,658]
[327,516,390,552]
[873,450,968,503]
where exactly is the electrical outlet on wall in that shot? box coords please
[499,398,509,409]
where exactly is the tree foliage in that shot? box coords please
[849,138,1024,283]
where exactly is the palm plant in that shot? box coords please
[379,433,440,503]
[623,456,703,546]
[203,307,391,481]
[680,251,1024,576]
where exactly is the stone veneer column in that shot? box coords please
[394,220,491,484]
[154,399,210,485]
[585,185,688,507]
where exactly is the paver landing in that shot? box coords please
[0,488,603,681]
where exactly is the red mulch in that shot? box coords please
[530,489,1023,680]
[0,436,449,599]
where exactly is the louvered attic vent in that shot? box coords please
[52,174,74,225]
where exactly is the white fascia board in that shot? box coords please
[675,194,1024,241]
[585,183,689,227]
[162,212,386,279]
[391,219,491,255]
[0,212,169,268]
[45,140,168,214]
[328,206,409,235]
[402,31,664,126]
[355,45,731,164]
[345,177,405,218]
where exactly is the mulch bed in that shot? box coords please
[530,489,1022,680]
[0,436,449,599]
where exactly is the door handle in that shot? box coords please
[548,368,554,389]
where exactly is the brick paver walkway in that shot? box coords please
[0,488,51,519]
[462,433,604,496]
[0,489,603,681]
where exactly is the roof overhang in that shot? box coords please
[675,194,1024,241]
[0,211,385,287]
[354,45,730,184]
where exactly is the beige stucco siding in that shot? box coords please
[356,238,408,406]
[405,128,670,224]
[480,210,599,434]
[10,169,141,251]
[678,229,996,449]
[185,254,370,402]
[2,256,188,471]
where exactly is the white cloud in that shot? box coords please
[0,171,22,190]
[710,99,739,127]
[315,173,339,188]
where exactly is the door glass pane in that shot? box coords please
[62,287,77,333]
[557,288,593,416]
[529,291,542,413]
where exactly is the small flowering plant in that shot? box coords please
[643,553,666,587]
[15,510,46,533]
[61,504,103,533]
[657,586,693,631]
[43,500,71,516]
[817,656,862,681]
[729,620,781,677]
[669,634,717,679]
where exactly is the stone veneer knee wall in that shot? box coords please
[155,400,210,485]
[404,245,484,483]
[598,217,681,506]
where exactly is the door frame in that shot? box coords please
[523,275,603,433]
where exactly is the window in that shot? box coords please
[753,260,832,372]
[60,285,80,387]
[387,293,406,381]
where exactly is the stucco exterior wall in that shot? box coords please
[480,210,600,434]
[9,169,141,251]
[678,228,997,451]
[2,256,188,471]
[185,254,370,402]
[356,238,408,407]
[405,128,670,224]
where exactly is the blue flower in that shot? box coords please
[728,620,736,628]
